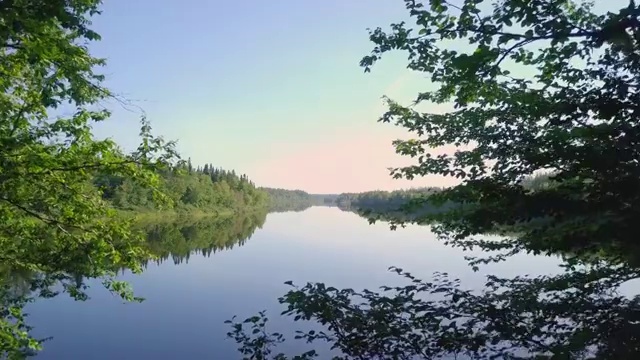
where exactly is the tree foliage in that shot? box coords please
[336,174,551,215]
[230,0,640,358]
[359,0,640,260]
[261,188,335,213]
[336,174,551,225]
[336,187,444,223]
[0,0,178,357]
[97,163,268,212]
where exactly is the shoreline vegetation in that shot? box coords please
[259,188,339,213]
[115,172,550,226]
[97,162,269,215]
[334,173,553,221]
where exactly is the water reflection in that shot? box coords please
[139,210,268,266]
[0,210,269,358]
[3,207,586,359]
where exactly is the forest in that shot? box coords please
[336,187,441,211]
[95,161,269,214]
[259,187,338,212]
[336,173,553,220]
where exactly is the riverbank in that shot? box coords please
[118,206,269,226]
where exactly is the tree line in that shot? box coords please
[336,187,442,211]
[336,173,553,222]
[259,187,338,213]
[94,160,269,213]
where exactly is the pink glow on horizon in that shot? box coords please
[248,73,461,194]
[249,126,458,194]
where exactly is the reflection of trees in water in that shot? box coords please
[0,211,268,357]
[139,210,267,266]
[0,266,71,357]
[1,266,35,301]
[2,210,269,296]
[268,202,313,213]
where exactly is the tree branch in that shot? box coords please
[25,160,143,176]
[0,196,84,232]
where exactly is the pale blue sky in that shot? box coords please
[88,0,435,193]
[89,0,619,193]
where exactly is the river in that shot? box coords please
[26,206,562,359]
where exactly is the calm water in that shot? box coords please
[26,207,563,359]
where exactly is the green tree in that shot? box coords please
[230,0,640,358]
[261,188,326,212]
[181,185,201,205]
[0,0,177,357]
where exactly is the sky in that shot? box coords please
[87,0,617,194]
[86,0,452,194]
